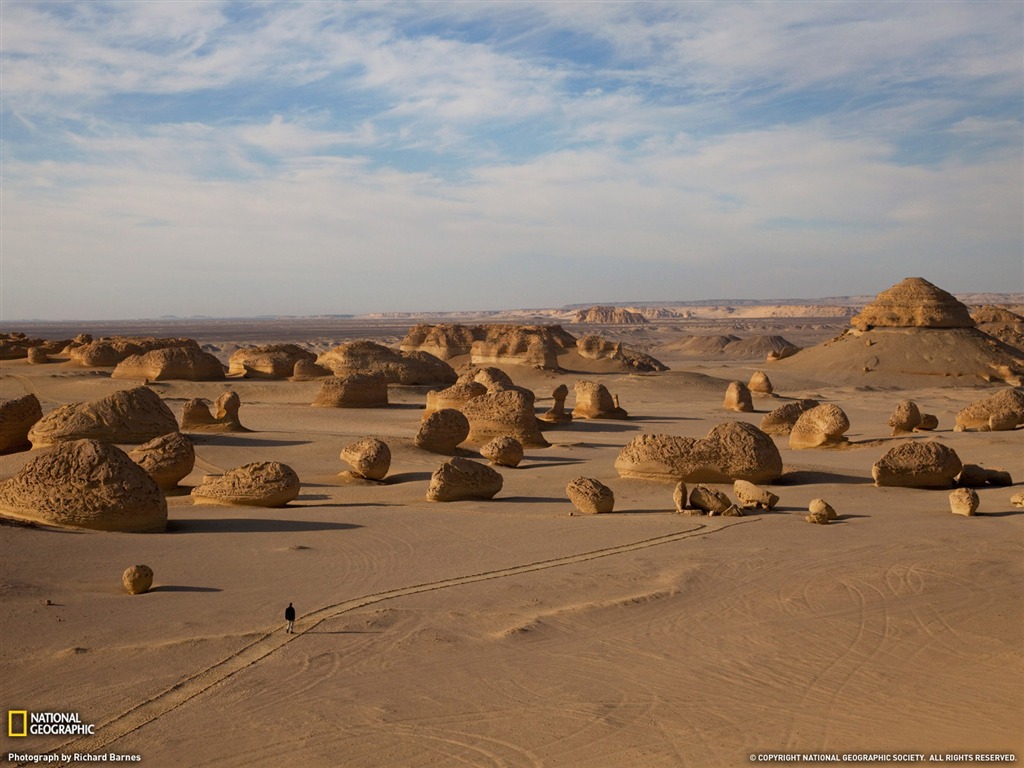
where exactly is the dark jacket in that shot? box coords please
[285,605,295,621]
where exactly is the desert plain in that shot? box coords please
[1,291,1022,767]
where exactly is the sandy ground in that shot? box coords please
[1,320,1022,767]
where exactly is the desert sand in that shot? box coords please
[1,302,1022,767]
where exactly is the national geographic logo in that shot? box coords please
[7,710,95,736]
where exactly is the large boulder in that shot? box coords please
[872,441,963,488]
[340,437,391,481]
[423,380,487,418]
[191,462,301,507]
[573,380,627,419]
[615,422,783,484]
[228,344,317,378]
[312,374,389,408]
[129,432,195,491]
[70,337,201,367]
[733,479,779,510]
[317,341,456,385]
[112,346,225,381]
[748,371,773,394]
[459,390,549,448]
[480,436,524,468]
[415,409,470,454]
[565,476,615,513]
[426,457,503,502]
[759,399,819,436]
[789,404,850,449]
[0,439,167,531]
[723,381,753,412]
[851,277,975,330]
[0,394,43,452]
[29,387,178,447]
[954,389,1024,431]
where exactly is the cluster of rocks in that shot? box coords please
[228,344,319,379]
[888,400,938,434]
[317,340,456,385]
[954,389,1024,432]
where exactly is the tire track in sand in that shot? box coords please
[32,518,757,762]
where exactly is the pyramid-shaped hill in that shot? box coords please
[770,278,1024,386]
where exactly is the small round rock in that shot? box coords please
[123,564,154,595]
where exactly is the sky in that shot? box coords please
[1,0,1022,320]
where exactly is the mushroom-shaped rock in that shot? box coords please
[850,277,976,330]
[748,371,773,394]
[872,441,963,488]
[291,359,332,381]
[191,462,300,507]
[688,484,731,514]
[29,387,178,447]
[888,400,922,434]
[415,409,470,454]
[789,404,850,449]
[228,344,317,378]
[1,394,43,452]
[723,381,754,412]
[573,380,627,419]
[949,488,979,517]
[759,399,819,436]
[566,476,615,514]
[459,390,549,448]
[340,437,391,481]
[312,374,389,408]
[808,498,838,521]
[954,389,1024,431]
[129,432,195,491]
[733,480,778,510]
[615,422,783,484]
[122,565,154,595]
[480,436,524,468]
[0,439,167,531]
[426,457,503,502]
[672,482,688,514]
[180,391,248,432]
[538,384,572,424]
[112,346,225,381]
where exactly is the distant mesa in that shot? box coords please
[70,337,202,368]
[112,346,226,381]
[0,439,167,532]
[1,394,43,453]
[181,391,249,432]
[572,306,648,324]
[317,340,456,385]
[228,344,318,379]
[29,387,179,448]
[191,461,301,507]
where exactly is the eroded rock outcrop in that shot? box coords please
[71,337,201,368]
[129,432,195,491]
[789,404,850,449]
[566,476,614,513]
[954,389,1024,431]
[574,335,668,372]
[573,380,627,419]
[748,371,773,395]
[572,306,648,324]
[538,384,572,424]
[29,387,178,447]
[229,344,318,379]
[112,346,225,381]
[459,390,549,448]
[312,374,389,408]
[0,439,167,531]
[872,441,963,488]
[318,341,456,385]
[415,409,470,454]
[401,324,576,370]
[340,437,391,481]
[723,381,754,412]
[851,277,975,330]
[191,462,300,507]
[426,457,503,502]
[0,394,43,452]
[733,480,779,510]
[181,391,247,432]
[759,399,819,436]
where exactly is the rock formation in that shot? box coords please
[340,437,391,481]
[949,488,979,517]
[312,374,389,408]
[129,432,195,491]
[956,464,1012,488]
[122,565,154,595]
[191,462,301,507]
[0,394,43,452]
[480,436,524,468]
[459,390,549,448]
[888,400,921,434]
[426,457,503,502]
[759,399,819,436]
[574,335,668,372]
[29,387,179,447]
[672,482,689,514]
[317,341,456,385]
[851,277,976,330]
[424,380,487,419]
[748,371,773,394]
[112,346,225,381]
[805,498,836,524]
[789,404,850,449]
[872,441,963,488]
[615,422,783,484]
[723,381,754,412]
[415,409,470,454]
[291,359,332,381]
[27,347,51,364]
[401,324,576,370]
[971,305,1024,351]
[70,337,201,368]
[688,484,732,515]
[538,384,572,424]
[573,380,627,419]
[566,476,615,513]
[0,439,167,531]
[662,334,799,360]
[572,306,648,324]
[733,480,779,510]
[954,389,1024,431]
[181,391,248,432]
[1,332,74,360]
[228,344,318,378]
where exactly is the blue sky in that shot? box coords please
[1,0,1021,320]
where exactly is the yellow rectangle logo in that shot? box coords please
[8,710,28,737]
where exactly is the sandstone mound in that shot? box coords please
[0,439,167,531]
[317,341,456,385]
[70,337,201,367]
[789,404,850,449]
[312,374,389,408]
[29,387,179,448]
[852,277,975,330]
[572,306,648,324]
[872,441,963,488]
[424,380,487,419]
[426,457,503,502]
[748,371,773,394]
[660,334,799,360]
[181,391,248,432]
[971,306,1024,352]
[1,394,43,452]
[723,381,753,412]
[759,399,819,436]
[574,335,667,372]
[340,437,391,481]
[459,390,549,448]
[573,380,627,419]
[954,389,1024,431]
[415,409,471,454]
[480,436,524,468]
[228,344,318,378]
[191,462,300,507]
[401,324,576,370]
[566,477,615,513]
[615,422,783,484]
[129,432,195,490]
[112,346,225,381]
[291,359,332,381]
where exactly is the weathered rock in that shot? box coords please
[29,387,178,447]
[1011,493,1024,508]
[538,383,572,424]
[480,436,524,468]
[955,389,1024,431]
[291,359,332,381]
[759,399,819,436]
[0,394,43,452]
[573,380,627,419]
[615,422,783,484]
[888,400,922,434]
[459,390,549,448]
[574,335,668,372]
[112,346,225,381]
[426,457,503,502]
[70,337,201,367]
[688,484,732,514]
[672,481,688,514]
[318,341,456,385]
[424,381,487,418]
[748,371,773,394]
[917,413,938,431]
[808,498,838,520]
[789,404,850,449]
[122,565,154,595]
[733,480,778,510]
[312,374,389,408]
[723,381,754,412]
[181,391,248,432]
[573,306,648,324]
[415,409,470,454]
[805,508,831,524]
[0,439,167,531]
[872,441,963,488]
[191,462,300,507]
[566,476,615,514]
[957,464,1013,487]
[949,488,979,517]
[401,324,576,370]
[340,437,391,481]
[228,344,318,378]
[851,277,975,330]
[129,432,195,491]
[27,347,51,365]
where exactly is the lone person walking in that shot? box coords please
[284,602,296,634]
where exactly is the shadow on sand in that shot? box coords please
[169,519,363,534]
